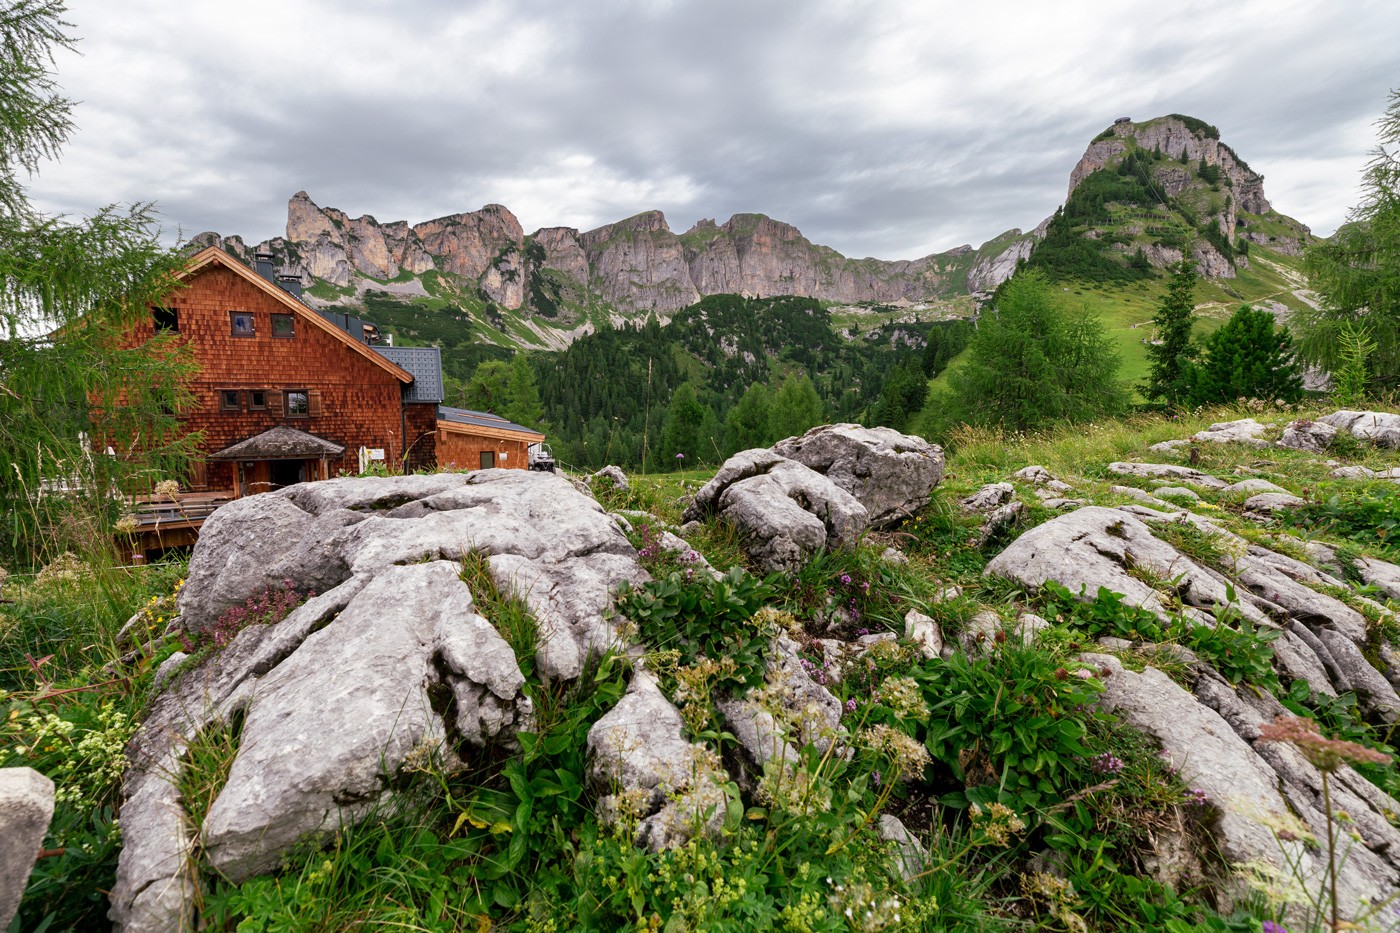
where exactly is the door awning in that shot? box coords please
[209,426,346,461]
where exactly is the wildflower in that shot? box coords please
[1262,921,1290,933]
[1257,714,1392,772]
[1184,788,1209,807]
[875,676,929,722]
[839,573,852,586]
[1090,753,1124,775]
[675,453,685,460]
[844,698,858,715]
[155,479,180,500]
[859,724,931,778]
[972,802,1027,846]
[114,514,139,535]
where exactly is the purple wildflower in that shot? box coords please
[1090,753,1124,775]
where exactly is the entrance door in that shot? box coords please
[269,459,306,490]
[479,451,496,470]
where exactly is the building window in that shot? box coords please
[285,389,309,417]
[479,451,496,469]
[249,390,268,410]
[219,389,241,411]
[152,306,179,333]
[271,313,295,338]
[230,311,255,337]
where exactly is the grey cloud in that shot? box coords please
[27,0,1400,256]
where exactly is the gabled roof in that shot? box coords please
[179,246,413,384]
[438,405,545,441]
[209,425,347,460]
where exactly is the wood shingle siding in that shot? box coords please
[117,248,437,490]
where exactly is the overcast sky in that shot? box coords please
[25,0,1400,261]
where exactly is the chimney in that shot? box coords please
[254,251,276,280]
[277,273,304,300]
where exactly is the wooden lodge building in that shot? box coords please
[116,246,544,557]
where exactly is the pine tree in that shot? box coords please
[1142,259,1199,405]
[660,381,708,469]
[723,382,772,454]
[1187,305,1304,405]
[769,373,824,441]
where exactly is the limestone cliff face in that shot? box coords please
[1048,115,1312,280]
[1068,118,1265,248]
[197,195,988,316]
[578,211,699,313]
[682,214,949,303]
[193,113,1307,322]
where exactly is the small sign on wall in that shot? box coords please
[358,446,389,474]
[499,451,508,462]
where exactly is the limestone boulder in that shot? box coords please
[684,449,867,571]
[983,507,1261,625]
[587,672,727,852]
[1192,418,1269,446]
[771,423,943,527]
[1087,654,1400,922]
[0,768,56,931]
[114,472,647,931]
[1319,410,1400,448]
[1107,462,1229,489]
[591,465,629,490]
[179,470,645,682]
[1277,419,1335,452]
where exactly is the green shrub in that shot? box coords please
[1282,485,1400,559]
[914,642,1105,812]
[615,567,775,690]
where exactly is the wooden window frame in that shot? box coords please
[230,311,256,337]
[479,450,496,470]
[152,306,179,333]
[284,389,309,418]
[271,313,295,338]
[249,390,268,411]
[219,389,242,412]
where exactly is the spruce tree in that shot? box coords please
[723,382,772,454]
[1143,259,1199,406]
[463,360,511,412]
[1187,305,1304,405]
[659,381,707,468]
[769,373,824,441]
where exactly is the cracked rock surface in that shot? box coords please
[113,472,647,932]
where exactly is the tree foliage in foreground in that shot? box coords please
[1299,88,1400,392]
[0,0,194,567]
[939,270,1129,432]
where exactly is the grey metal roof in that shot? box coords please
[437,406,544,437]
[209,426,347,461]
[375,346,444,403]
